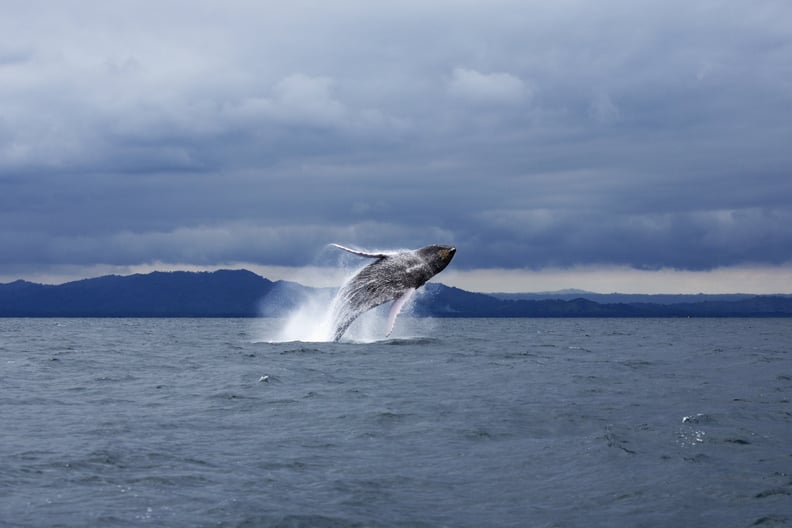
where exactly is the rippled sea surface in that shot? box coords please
[1,318,791,527]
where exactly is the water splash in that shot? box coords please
[270,287,338,342]
[254,247,425,343]
[261,287,425,343]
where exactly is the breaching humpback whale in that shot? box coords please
[329,243,456,341]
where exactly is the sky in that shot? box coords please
[2,0,792,293]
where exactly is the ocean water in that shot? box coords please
[1,317,790,527]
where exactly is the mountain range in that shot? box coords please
[1,269,791,318]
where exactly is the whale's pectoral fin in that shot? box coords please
[331,243,389,259]
[385,288,416,337]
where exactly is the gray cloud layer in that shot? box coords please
[2,0,792,276]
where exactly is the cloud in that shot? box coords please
[222,74,409,138]
[1,1,792,291]
[448,68,529,104]
[269,74,347,125]
[221,75,348,130]
[588,90,620,124]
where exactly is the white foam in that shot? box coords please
[269,287,337,342]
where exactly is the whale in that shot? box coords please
[328,243,456,341]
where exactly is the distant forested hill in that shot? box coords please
[418,284,792,317]
[0,270,293,317]
[1,270,791,317]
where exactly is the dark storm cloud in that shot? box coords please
[1,0,792,278]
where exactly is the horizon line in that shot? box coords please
[3,263,792,296]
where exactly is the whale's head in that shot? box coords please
[416,244,456,275]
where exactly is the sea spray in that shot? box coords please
[251,248,400,342]
[261,279,425,343]
[270,287,337,342]
[256,243,450,343]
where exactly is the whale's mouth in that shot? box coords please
[439,247,456,261]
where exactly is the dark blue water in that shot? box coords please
[1,318,790,527]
